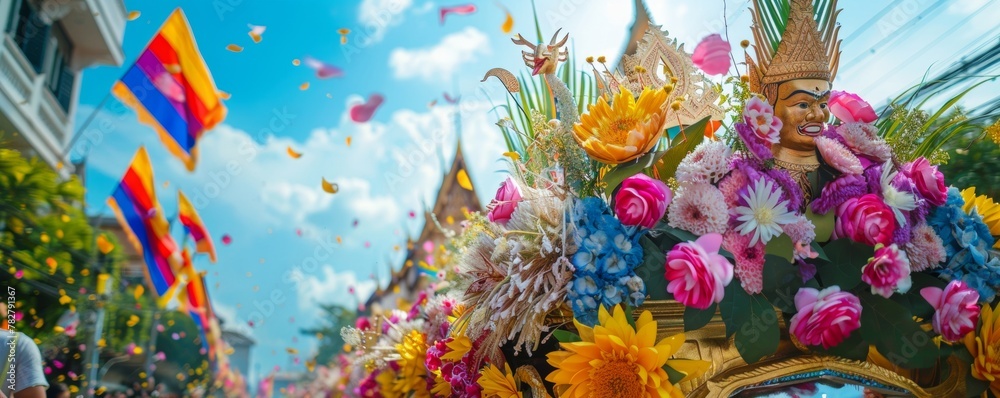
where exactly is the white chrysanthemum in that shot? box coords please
[837,123,892,162]
[881,162,917,227]
[735,178,799,245]
[676,140,733,184]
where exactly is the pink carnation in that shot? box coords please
[862,244,912,298]
[789,286,862,349]
[836,123,892,162]
[904,223,947,272]
[667,183,728,235]
[900,157,948,206]
[833,194,896,246]
[615,173,671,228]
[815,136,863,175]
[782,213,816,246]
[487,176,522,225]
[829,90,877,124]
[665,233,735,309]
[921,280,980,342]
[723,231,766,294]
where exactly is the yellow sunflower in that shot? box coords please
[961,187,1000,249]
[394,330,430,397]
[572,86,669,164]
[965,302,1000,396]
[479,362,522,398]
[546,305,709,398]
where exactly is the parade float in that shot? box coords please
[336,0,1000,396]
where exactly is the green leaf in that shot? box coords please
[764,233,794,263]
[721,282,780,364]
[761,254,798,293]
[806,206,835,243]
[602,151,666,197]
[814,329,869,361]
[859,292,940,369]
[810,240,829,262]
[552,329,581,343]
[636,235,671,300]
[816,239,873,291]
[664,364,687,385]
[966,371,990,398]
[684,303,717,332]
[654,116,710,183]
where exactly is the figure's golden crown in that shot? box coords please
[746,0,842,101]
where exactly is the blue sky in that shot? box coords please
[72,0,1000,386]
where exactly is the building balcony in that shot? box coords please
[0,32,72,172]
[58,0,126,67]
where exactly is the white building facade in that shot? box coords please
[0,0,125,175]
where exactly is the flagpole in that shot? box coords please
[62,91,115,162]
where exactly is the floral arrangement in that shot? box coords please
[325,26,1000,397]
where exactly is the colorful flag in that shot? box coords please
[177,190,217,262]
[112,8,227,171]
[107,147,181,299]
[179,249,216,361]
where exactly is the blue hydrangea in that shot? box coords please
[567,197,646,326]
[929,187,1000,300]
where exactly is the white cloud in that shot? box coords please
[389,27,491,82]
[357,0,413,44]
[289,266,377,313]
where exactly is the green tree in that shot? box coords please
[939,119,1000,199]
[299,303,357,365]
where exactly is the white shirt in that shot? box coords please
[1,330,48,396]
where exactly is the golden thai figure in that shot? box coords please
[745,0,841,201]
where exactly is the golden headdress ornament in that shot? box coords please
[746,0,842,102]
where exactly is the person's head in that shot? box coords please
[773,78,831,153]
[46,383,70,398]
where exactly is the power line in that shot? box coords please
[840,0,949,75]
[840,0,906,48]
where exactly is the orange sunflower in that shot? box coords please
[966,302,1000,396]
[572,86,670,164]
[546,305,709,398]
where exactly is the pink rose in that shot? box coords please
[921,280,980,342]
[900,157,947,206]
[487,176,522,225]
[743,96,781,144]
[789,286,862,349]
[861,244,912,298]
[614,174,671,228]
[833,194,896,246]
[664,233,734,310]
[691,34,731,75]
[829,90,877,124]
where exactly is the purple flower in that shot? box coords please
[735,121,774,161]
[767,168,804,211]
[811,174,867,215]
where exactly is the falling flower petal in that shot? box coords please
[427,99,437,108]
[338,28,350,44]
[457,169,473,190]
[221,234,232,245]
[133,285,144,300]
[286,347,298,354]
[443,91,460,104]
[321,178,339,194]
[54,360,64,369]
[691,34,731,75]
[349,93,384,122]
[502,151,521,161]
[303,56,344,79]
[439,4,477,24]
[295,229,302,236]
[14,270,23,279]
[171,333,180,340]
[299,82,310,90]
[286,146,302,159]
[408,210,416,218]
[226,44,243,52]
[156,324,164,332]
[352,219,359,227]
[247,24,266,43]
[292,59,301,66]
[44,367,52,375]
[126,315,140,327]
[345,136,352,146]
[336,236,342,244]
[218,90,231,100]
[127,11,140,21]
[498,3,513,33]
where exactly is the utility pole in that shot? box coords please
[84,273,111,397]
[142,310,161,389]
